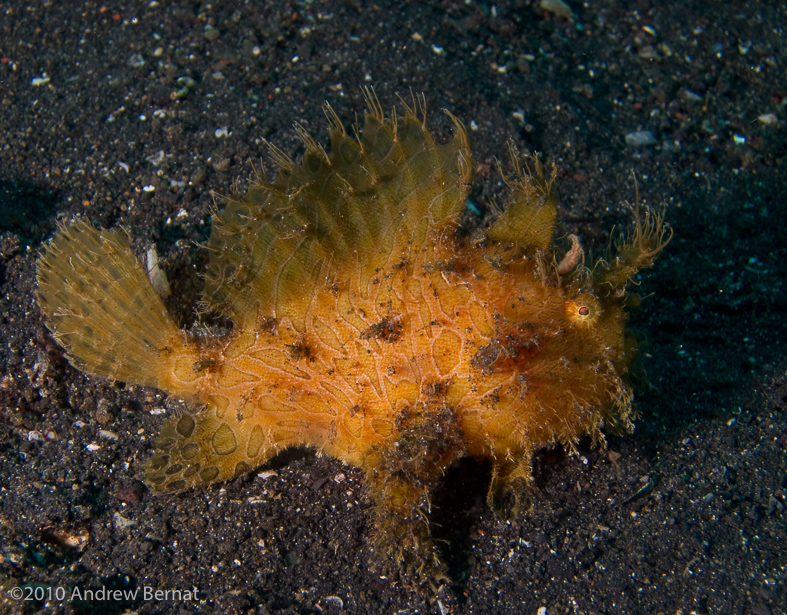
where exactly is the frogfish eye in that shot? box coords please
[567,293,600,326]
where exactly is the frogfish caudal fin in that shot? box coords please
[35,219,186,391]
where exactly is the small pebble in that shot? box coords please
[637,45,659,60]
[212,158,231,172]
[190,169,207,186]
[540,0,573,19]
[113,512,137,530]
[95,398,113,425]
[127,53,145,67]
[625,130,657,146]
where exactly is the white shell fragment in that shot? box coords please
[146,246,172,299]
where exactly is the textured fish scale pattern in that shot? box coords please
[36,91,670,582]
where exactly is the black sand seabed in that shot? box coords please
[1,1,785,613]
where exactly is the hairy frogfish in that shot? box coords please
[36,91,671,581]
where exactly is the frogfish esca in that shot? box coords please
[36,91,671,581]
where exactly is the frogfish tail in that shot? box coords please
[35,219,190,392]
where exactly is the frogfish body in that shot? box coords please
[36,91,670,580]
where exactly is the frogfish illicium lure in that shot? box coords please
[36,90,670,582]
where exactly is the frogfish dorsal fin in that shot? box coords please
[202,89,472,331]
